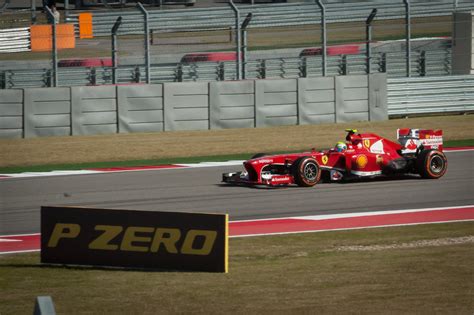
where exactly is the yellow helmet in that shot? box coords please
[335,141,347,152]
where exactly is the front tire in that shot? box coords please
[292,157,321,187]
[416,150,447,179]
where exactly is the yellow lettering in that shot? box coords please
[120,226,154,252]
[181,230,217,255]
[47,223,80,247]
[150,228,181,254]
[88,225,123,250]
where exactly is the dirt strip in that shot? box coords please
[1,115,472,168]
[331,236,474,252]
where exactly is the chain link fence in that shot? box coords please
[0,0,472,88]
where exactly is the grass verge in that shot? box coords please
[0,222,472,314]
[0,138,472,174]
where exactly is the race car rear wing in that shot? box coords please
[397,129,443,153]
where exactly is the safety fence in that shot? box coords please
[0,74,387,138]
[65,1,474,36]
[387,74,474,116]
[0,0,469,89]
[0,49,451,89]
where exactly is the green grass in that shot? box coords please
[441,139,474,147]
[1,222,472,314]
[1,139,472,174]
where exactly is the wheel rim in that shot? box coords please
[430,155,444,174]
[303,162,318,182]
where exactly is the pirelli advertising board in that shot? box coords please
[41,206,228,273]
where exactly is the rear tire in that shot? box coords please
[292,157,321,187]
[416,150,447,179]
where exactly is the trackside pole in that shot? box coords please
[33,296,56,315]
[241,13,253,80]
[315,0,327,76]
[229,0,242,80]
[45,6,58,87]
[366,9,377,74]
[137,2,151,84]
[111,16,123,84]
[403,0,411,77]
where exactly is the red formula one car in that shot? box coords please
[222,129,448,187]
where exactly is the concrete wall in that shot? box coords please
[24,88,71,138]
[71,86,117,136]
[210,81,255,129]
[0,89,23,138]
[452,11,474,75]
[0,74,387,138]
[298,77,336,125]
[255,79,298,127]
[118,84,164,133]
[164,82,209,131]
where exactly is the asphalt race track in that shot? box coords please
[1,150,472,235]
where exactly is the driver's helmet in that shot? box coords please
[335,141,347,152]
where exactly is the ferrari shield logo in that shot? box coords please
[356,155,368,169]
[322,155,328,165]
[364,139,370,149]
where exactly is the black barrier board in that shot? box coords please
[41,206,228,272]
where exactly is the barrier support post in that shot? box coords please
[1,71,6,89]
[31,0,36,24]
[403,0,411,77]
[366,8,377,74]
[241,12,252,80]
[0,0,10,12]
[45,6,58,87]
[111,16,122,85]
[137,2,151,84]
[33,296,56,315]
[229,0,242,80]
[64,0,69,19]
[315,0,327,76]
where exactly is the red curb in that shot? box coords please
[1,206,473,254]
[229,207,474,237]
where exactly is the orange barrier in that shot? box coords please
[79,13,93,39]
[30,24,75,52]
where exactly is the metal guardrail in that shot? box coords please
[387,75,474,115]
[65,1,474,36]
[0,49,452,88]
[384,49,452,77]
[0,27,30,53]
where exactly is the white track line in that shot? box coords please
[230,220,474,238]
[232,205,474,223]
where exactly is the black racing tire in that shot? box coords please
[250,153,267,159]
[416,150,447,179]
[292,156,321,187]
